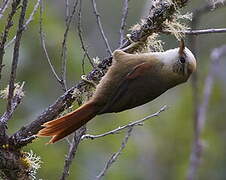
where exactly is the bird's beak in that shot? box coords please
[179,39,185,56]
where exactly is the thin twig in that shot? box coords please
[187,45,226,180]
[60,0,79,91]
[6,0,28,120]
[91,0,112,56]
[96,127,133,180]
[0,0,21,82]
[0,0,11,19]
[163,28,226,35]
[119,0,129,47]
[77,0,94,67]
[4,0,41,49]
[82,105,167,140]
[39,0,61,84]
[60,126,86,180]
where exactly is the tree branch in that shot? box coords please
[77,0,94,68]
[39,0,62,85]
[9,0,188,148]
[60,126,86,180]
[82,105,167,140]
[119,0,130,47]
[187,45,226,180]
[96,127,133,180]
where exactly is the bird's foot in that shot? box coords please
[81,75,97,87]
[121,34,142,52]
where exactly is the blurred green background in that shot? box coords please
[1,0,226,179]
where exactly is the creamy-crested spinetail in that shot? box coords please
[37,40,196,143]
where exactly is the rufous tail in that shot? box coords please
[37,102,98,143]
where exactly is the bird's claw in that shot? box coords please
[81,75,97,87]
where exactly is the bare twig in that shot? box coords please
[60,0,79,91]
[187,45,226,180]
[0,0,11,19]
[185,28,226,35]
[4,0,41,49]
[96,127,133,180]
[61,126,86,180]
[119,0,129,47]
[0,0,21,82]
[91,0,112,56]
[77,0,94,67]
[39,0,61,84]
[82,105,167,140]
[163,28,226,35]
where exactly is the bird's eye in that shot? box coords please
[179,56,186,64]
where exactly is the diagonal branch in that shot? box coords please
[39,0,62,84]
[91,0,112,55]
[0,0,22,82]
[60,0,79,91]
[77,0,94,68]
[96,127,133,180]
[82,105,167,140]
[9,0,189,148]
[119,0,130,47]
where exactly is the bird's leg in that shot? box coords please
[121,34,143,52]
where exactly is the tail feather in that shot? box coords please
[37,102,98,143]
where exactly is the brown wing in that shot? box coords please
[98,62,164,114]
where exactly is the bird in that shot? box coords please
[37,40,196,143]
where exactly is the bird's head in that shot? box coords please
[159,39,197,80]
